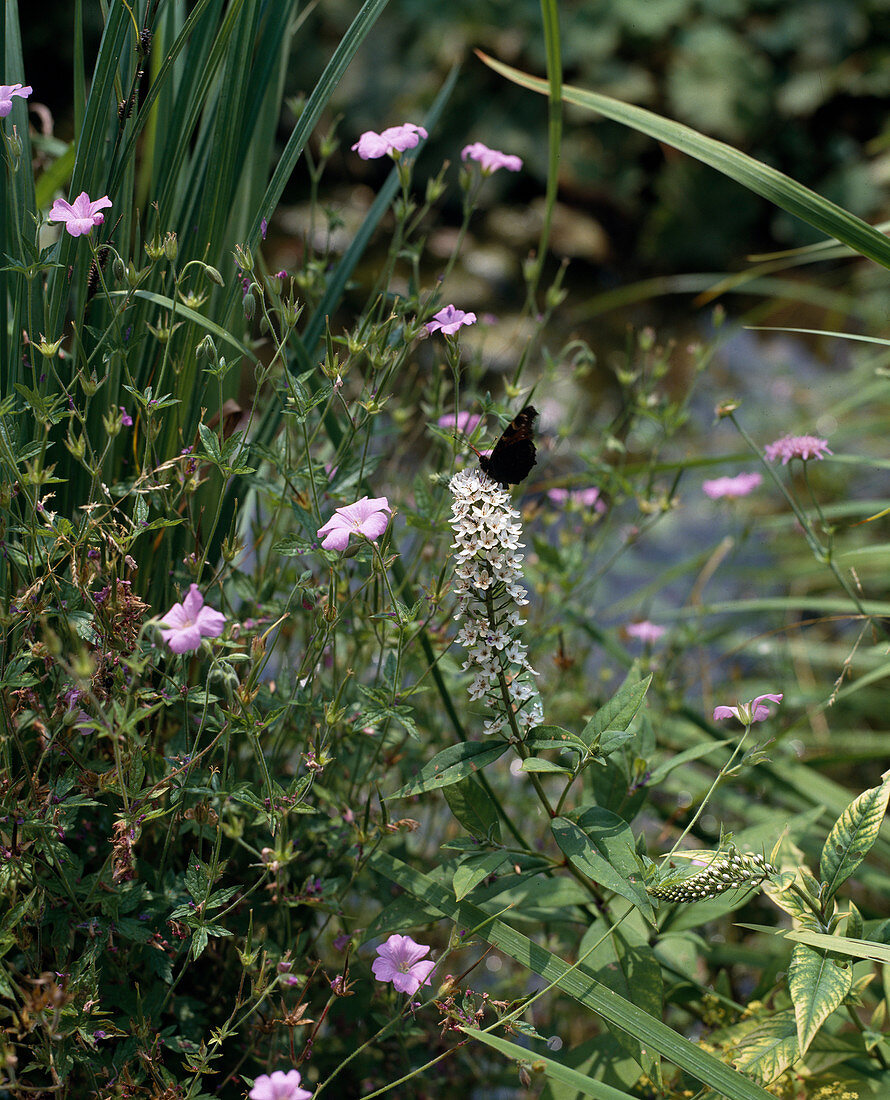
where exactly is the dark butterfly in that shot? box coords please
[478,405,538,488]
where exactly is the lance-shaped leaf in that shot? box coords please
[820,776,890,900]
[580,675,652,749]
[788,941,852,1058]
[453,851,511,901]
[390,741,509,798]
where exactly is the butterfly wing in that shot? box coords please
[478,405,538,487]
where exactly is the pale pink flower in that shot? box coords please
[437,411,481,435]
[461,141,523,174]
[626,620,666,644]
[764,435,832,465]
[352,122,428,160]
[48,191,113,238]
[713,693,783,725]
[371,934,435,995]
[317,496,391,551]
[249,1069,312,1100]
[159,584,226,654]
[547,487,606,513]
[426,305,476,335]
[702,472,762,499]
[0,82,32,117]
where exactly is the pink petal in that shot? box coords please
[712,705,739,721]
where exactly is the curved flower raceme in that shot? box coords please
[426,305,477,335]
[713,693,783,725]
[159,585,226,654]
[0,82,32,117]
[371,934,435,996]
[764,435,832,465]
[352,122,427,160]
[48,191,113,238]
[461,141,523,174]
[449,469,543,737]
[317,496,391,551]
[249,1069,312,1100]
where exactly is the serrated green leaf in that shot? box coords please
[390,741,510,798]
[820,777,890,900]
[444,777,501,842]
[453,851,510,901]
[788,941,852,1057]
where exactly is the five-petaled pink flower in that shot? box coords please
[764,435,832,465]
[437,411,481,435]
[352,123,428,160]
[317,496,391,551]
[372,934,435,995]
[49,191,113,238]
[249,1069,312,1100]
[626,620,666,644]
[713,693,783,725]
[702,472,762,500]
[159,584,227,654]
[426,305,476,335]
[0,82,32,117]
[461,141,523,174]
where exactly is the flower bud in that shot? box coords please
[205,265,224,287]
[163,231,178,261]
[234,243,253,272]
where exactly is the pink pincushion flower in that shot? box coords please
[352,123,428,160]
[371,934,435,995]
[461,141,523,174]
[48,191,113,238]
[426,305,477,335]
[626,620,666,644]
[713,693,783,725]
[249,1069,312,1100]
[764,435,832,465]
[159,584,226,654]
[0,83,32,117]
[702,472,762,499]
[317,496,391,551]
[437,411,481,435]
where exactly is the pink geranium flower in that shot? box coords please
[626,620,666,644]
[437,411,481,435]
[249,1069,312,1100]
[48,191,113,238]
[426,305,477,335]
[352,123,428,160]
[764,435,832,465]
[702,472,762,499]
[713,693,783,725]
[0,83,32,117]
[317,496,391,551]
[159,584,227,653]
[461,141,523,174]
[371,934,435,995]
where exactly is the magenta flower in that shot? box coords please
[713,693,783,725]
[764,435,832,465]
[626,620,666,644]
[48,191,113,238]
[249,1069,312,1100]
[119,407,133,427]
[371,934,435,995]
[317,496,391,551]
[461,141,523,174]
[437,411,482,435]
[352,122,428,160]
[426,305,477,335]
[702,472,762,500]
[159,584,226,654]
[0,83,32,117]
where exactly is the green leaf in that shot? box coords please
[787,941,853,1057]
[647,740,730,785]
[370,851,775,1100]
[520,758,573,775]
[453,851,511,901]
[580,675,651,748]
[459,1027,639,1099]
[478,52,890,271]
[444,777,501,842]
[362,894,442,943]
[552,814,654,923]
[732,1009,798,1083]
[390,742,509,798]
[525,725,588,756]
[820,776,890,900]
